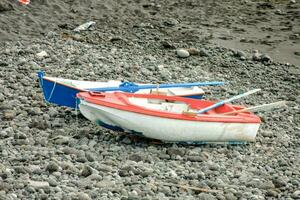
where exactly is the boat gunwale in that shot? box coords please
[42,76,205,96]
[77,92,261,124]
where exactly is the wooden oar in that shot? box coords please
[197,89,261,114]
[223,101,286,115]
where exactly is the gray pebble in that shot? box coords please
[46,162,59,173]
[260,54,272,62]
[28,180,50,190]
[199,48,210,57]
[85,152,96,162]
[272,177,287,188]
[76,192,91,200]
[81,165,93,177]
[167,147,186,156]
[128,153,143,162]
[235,50,246,58]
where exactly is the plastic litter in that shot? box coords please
[73,21,96,32]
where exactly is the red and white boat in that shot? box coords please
[77,92,261,143]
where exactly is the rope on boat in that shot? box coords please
[75,98,78,136]
[47,81,57,102]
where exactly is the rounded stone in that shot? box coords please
[176,49,190,58]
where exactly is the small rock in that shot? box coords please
[167,147,186,156]
[77,192,91,200]
[0,2,13,12]
[187,48,200,55]
[261,130,273,137]
[197,193,216,200]
[199,48,210,57]
[235,50,246,58]
[121,136,132,144]
[3,110,16,120]
[266,189,278,197]
[129,153,143,162]
[25,186,35,193]
[85,152,95,162]
[275,9,283,15]
[186,155,203,162]
[95,180,115,188]
[0,127,14,138]
[164,18,179,26]
[259,181,275,189]
[47,178,58,187]
[14,166,27,174]
[36,51,48,58]
[16,132,27,140]
[294,51,300,56]
[291,190,300,199]
[46,162,59,173]
[272,177,287,188]
[252,50,262,61]
[53,136,70,145]
[261,54,272,62]
[28,180,50,190]
[225,193,237,200]
[176,49,190,58]
[81,165,93,177]
[161,41,175,49]
[290,0,296,3]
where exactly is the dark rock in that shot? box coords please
[85,152,96,162]
[199,48,210,57]
[266,189,279,197]
[0,2,13,12]
[261,54,272,62]
[163,18,179,26]
[167,147,186,156]
[46,162,59,173]
[186,155,203,162]
[129,153,143,162]
[272,177,287,188]
[81,165,93,177]
[235,50,246,58]
[161,41,175,49]
[294,51,300,56]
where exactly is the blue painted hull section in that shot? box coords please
[37,71,203,109]
[39,77,81,109]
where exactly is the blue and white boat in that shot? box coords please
[37,71,224,109]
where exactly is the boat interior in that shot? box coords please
[127,96,244,115]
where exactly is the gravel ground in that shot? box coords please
[1,0,300,200]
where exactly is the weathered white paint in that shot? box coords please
[79,100,260,142]
[45,76,204,96]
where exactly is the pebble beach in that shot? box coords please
[0,0,299,199]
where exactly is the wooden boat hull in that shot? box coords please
[78,93,261,143]
[37,72,204,109]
